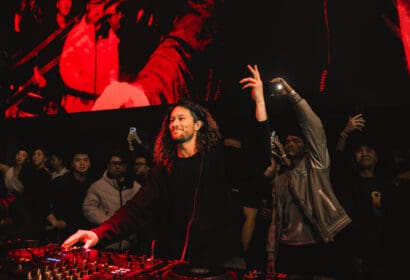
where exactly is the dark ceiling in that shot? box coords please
[219,0,409,104]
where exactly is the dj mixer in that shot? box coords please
[1,243,289,280]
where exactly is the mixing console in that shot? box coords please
[5,244,179,279]
[2,243,289,279]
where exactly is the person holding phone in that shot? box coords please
[126,126,152,186]
[266,77,351,279]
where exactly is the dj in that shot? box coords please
[62,64,271,266]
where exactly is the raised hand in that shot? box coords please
[239,64,264,104]
[343,113,366,135]
[239,64,267,121]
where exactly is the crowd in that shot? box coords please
[1,64,409,280]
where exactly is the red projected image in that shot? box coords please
[3,0,222,118]
[1,0,408,120]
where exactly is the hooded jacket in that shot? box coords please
[83,170,141,226]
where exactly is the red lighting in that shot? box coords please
[397,0,410,75]
[319,68,328,93]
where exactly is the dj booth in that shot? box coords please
[1,242,290,280]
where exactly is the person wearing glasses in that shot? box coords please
[132,155,150,185]
[82,149,141,251]
[126,127,152,185]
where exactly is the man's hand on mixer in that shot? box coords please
[61,230,99,249]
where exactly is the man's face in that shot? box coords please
[134,156,149,177]
[15,150,29,165]
[354,145,378,169]
[107,156,127,178]
[50,155,63,170]
[284,135,305,158]
[32,149,47,168]
[57,0,72,17]
[72,154,91,174]
[169,106,201,143]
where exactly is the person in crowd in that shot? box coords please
[218,134,249,270]
[241,157,276,271]
[46,150,94,243]
[90,0,223,111]
[271,134,291,169]
[332,114,390,280]
[242,134,287,271]
[126,127,152,185]
[82,149,142,251]
[334,113,366,152]
[49,150,69,180]
[385,142,410,279]
[61,64,270,268]
[127,127,152,156]
[131,154,151,186]
[9,146,51,242]
[0,147,30,228]
[266,77,351,279]
[124,129,153,253]
[0,147,30,195]
[59,0,123,113]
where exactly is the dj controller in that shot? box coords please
[1,243,289,280]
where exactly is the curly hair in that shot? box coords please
[153,99,221,171]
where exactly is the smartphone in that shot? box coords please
[129,127,137,135]
[271,130,276,139]
[270,81,284,96]
[270,131,277,147]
